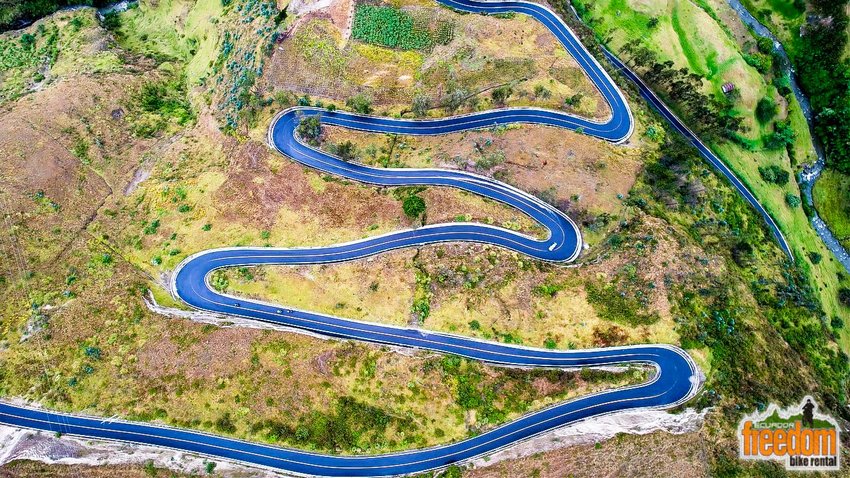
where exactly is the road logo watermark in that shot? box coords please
[738,396,840,471]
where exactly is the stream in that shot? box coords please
[723,0,850,270]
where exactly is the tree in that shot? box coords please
[564,92,583,107]
[333,141,356,161]
[346,94,373,114]
[491,85,512,105]
[755,96,777,124]
[764,120,796,150]
[817,103,850,172]
[296,115,322,145]
[839,288,850,307]
[412,94,431,117]
[402,195,426,219]
[533,84,551,98]
[442,83,469,112]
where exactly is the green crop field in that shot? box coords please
[351,5,434,51]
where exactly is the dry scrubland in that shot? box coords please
[0,0,847,476]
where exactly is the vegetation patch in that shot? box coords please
[351,5,452,51]
[585,281,660,327]
[130,76,195,138]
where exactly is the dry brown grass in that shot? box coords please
[467,430,708,478]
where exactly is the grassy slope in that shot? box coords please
[0,9,122,103]
[110,0,223,85]
[814,170,850,249]
[573,0,850,338]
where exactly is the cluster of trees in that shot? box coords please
[621,39,744,140]
[758,164,791,185]
[295,115,321,145]
[795,0,850,172]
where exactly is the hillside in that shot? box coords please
[0,0,847,477]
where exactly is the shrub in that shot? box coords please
[808,251,822,264]
[533,84,551,98]
[763,120,796,150]
[214,413,236,433]
[143,219,160,235]
[412,94,431,116]
[491,85,512,105]
[532,282,562,297]
[758,164,790,185]
[19,33,35,48]
[785,193,801,208]
[346,94,373,114]
[210,271,229,292]
[332,141,357,161]
[132,77,194,137]
[756,36,774,54]
[839,288,850,307]
[564,92,583,106]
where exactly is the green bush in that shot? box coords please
[491,85,512,105]
[763,120,795,150]
[402,194,426,219]
[296,115,322,144]
[839,288,850,307]
[785,193,800,208]
[131,77,194,137]
[330,140,356,161]
[346,94,373,114]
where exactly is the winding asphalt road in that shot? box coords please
[0,1,711,476]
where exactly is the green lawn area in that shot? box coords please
[814,170,850,250]
[572,0,850,340]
